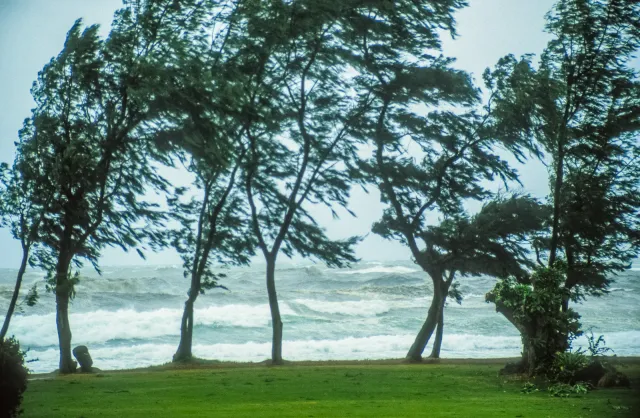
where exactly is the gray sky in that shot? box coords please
[0,0,556,268]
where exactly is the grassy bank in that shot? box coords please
[23,359,640,417]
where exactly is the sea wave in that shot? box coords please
[336,266,420,275]
[11,303,297,347]
[361,274,423,287]
[19,333,521,374]
[26,330,640,374]
[293,298,426,316]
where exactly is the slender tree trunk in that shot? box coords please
[0,246,30,340]
[55,252,75,374]
[548,134,566,266]
[174,293,197,362]
[406,278,444,362]
[429,303,445,359]
[265,255,283,364]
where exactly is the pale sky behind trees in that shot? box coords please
[0,0,559,268]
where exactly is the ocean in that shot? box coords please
[1,261,639,373]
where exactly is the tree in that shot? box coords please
[165,76,255,362]
[168,138,253,361]
[0,134,55,340]
[0,153,52,341]
[485,0,640,374]
[126,0,257,362]
[422,196,549,358]
[344,0,538,361]
[22,0,212,373]
[233,0,365,364]
[487,263,582,375]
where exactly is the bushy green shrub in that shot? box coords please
[552,350,589,382]
[0,337,29,417]
[487,263,582,375]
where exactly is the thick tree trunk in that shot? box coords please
[525,338,537,376]
[488,296,533,372]
[0,246,30,340]
[266,256,283,364]
[429,303,445,359]
[55,253,75,374]
[406,278,444,362]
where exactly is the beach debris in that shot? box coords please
[73,345,94,372]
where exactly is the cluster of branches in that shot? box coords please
[0,0,638,375]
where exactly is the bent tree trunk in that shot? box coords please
[489,296,535,374]
[55,253,75,374]
[429,302,445,359]
[406,277,445,362]
[0,246,30,340]
[174,291,197,362]
[266,256,283,364]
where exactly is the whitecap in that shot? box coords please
[23,333,520,373]
[11,303,297,347]
[25,330,640,374]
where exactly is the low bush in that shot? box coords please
[0,337,29,417]
[547,382,589,398]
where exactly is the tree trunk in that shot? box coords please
[55,253,75,374]
[406,278,444,362]
[548,133,566,266]
[488,296,533,372]
[173,294,196,362]
[429,302,445,359]
[266,256,283,364]
[0,246,30,340]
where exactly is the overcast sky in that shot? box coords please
[0,0,558,268]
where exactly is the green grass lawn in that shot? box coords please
[22,360,640,417]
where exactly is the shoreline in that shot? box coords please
[29,355,640,379]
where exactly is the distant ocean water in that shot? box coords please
[1,261,639,373]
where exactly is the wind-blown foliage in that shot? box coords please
[486,0,640,374]
[408,195,548,358]
[165,83,255,361]
[343,0,541,361]
[227,0,366,364]
[0,138,53,340]
[19,0,214,373]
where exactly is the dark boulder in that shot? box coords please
[597,371,630,388]
[72,345,94,373]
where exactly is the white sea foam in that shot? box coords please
[26,330,640,374]
[336,266,420,275]
[22,333,519,373]
[11,303,297,347]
